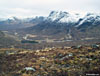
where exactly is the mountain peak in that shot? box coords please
[75,12,100,27]
[47,11,81,23]
[49,11,69,17]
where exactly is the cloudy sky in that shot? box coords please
[0,0,100,18]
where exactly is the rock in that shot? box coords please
[24,67,36,71]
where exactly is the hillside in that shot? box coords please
[0,44,100,76]
[0,31,20,48]
[0,31,4,37]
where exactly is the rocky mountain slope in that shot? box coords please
[22,11,100,40]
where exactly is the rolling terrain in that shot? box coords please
[0,43,100,76]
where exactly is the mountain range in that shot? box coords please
[0,11,100,40]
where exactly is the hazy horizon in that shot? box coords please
[0,0,100,18]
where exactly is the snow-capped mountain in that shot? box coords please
[8,17,19,21]
[46,11,82,23]
[1,11,100,26]
[46,11,100,28]
[75,13,100,27]
[23,11,100,39]
[0,11,100,31]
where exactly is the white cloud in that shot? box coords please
[0,0,100,18]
